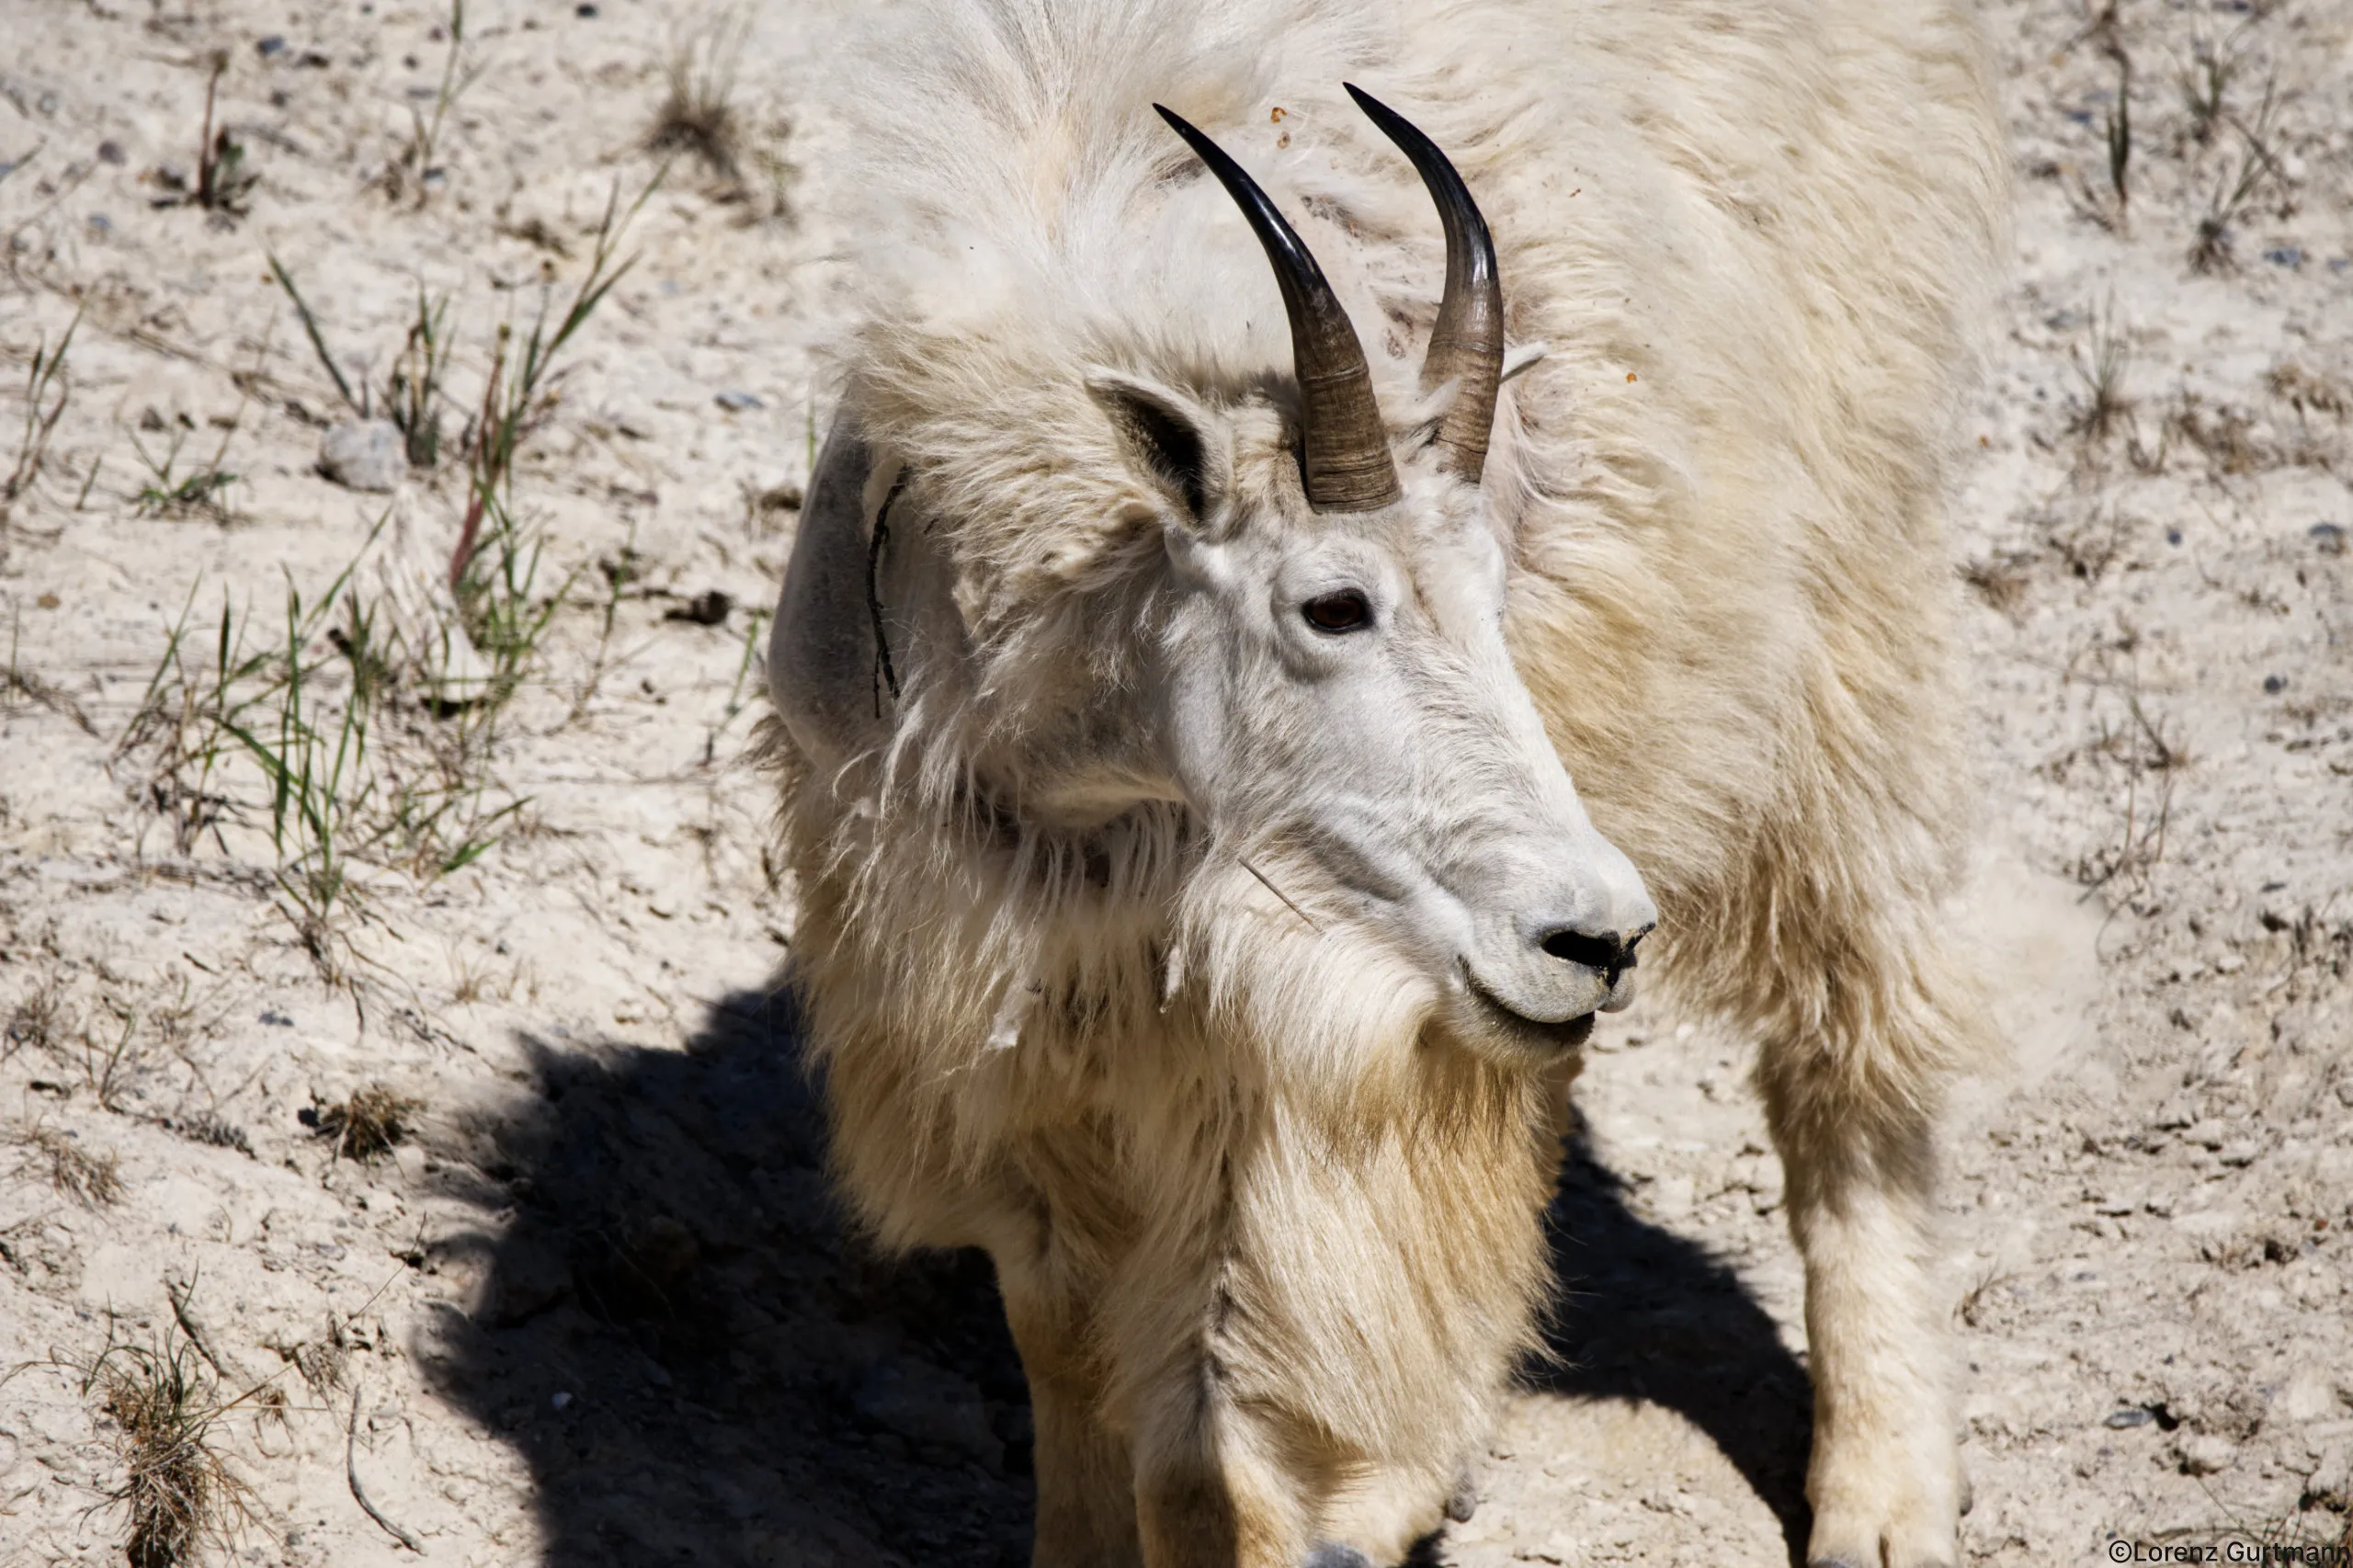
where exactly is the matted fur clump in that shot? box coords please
[763,0,2006,1563]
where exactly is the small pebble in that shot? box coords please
[2263,674,2287,695]
[2105,1407,2153,1429]
[551,1391,573,1411]
[2265,246,2303,268]
[2177,1433,2235,1477]
[2165,528,2182,546]
[85,213,111,233]
[256,35,286,56]
[96,140,124,165]
[575,2,598,14]
[319,419,407,493]
[2312,522,2346,554]
[714,391,765,412]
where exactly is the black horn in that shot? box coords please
[1154,104,1402,513]
[1346,84,1504,485]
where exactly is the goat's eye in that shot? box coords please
[1301,590,1372,633]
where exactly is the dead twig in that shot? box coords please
[1240,855,1322,935]
[346,1381,423,1553]
[6,1122,123,1206]
[165,1273,241,1385]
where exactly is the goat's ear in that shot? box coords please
[1086,369,1227,526]
[767,410,892,769]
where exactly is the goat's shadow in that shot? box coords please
[1522,1128,1813,1562]
[421,990,1809,1566]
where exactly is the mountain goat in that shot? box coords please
[761,0,2006,1562]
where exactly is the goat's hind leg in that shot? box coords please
[1756,940,1978,1568]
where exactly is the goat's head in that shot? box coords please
[770,88,1654,1063]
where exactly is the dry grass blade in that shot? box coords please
[647,9,750,180]
[4,980,68,1061]
[1956,1265,2018,1329]
[165,1273,244,1385]
[83,1328,255,1568]
[449,168,655,590]
[2068,300,2133,446]
[308,1084,422,1161]
[2188,75,2288,274]
[2,304,81,520]
[266,256,361,416]
[8,1122,124,1206]
[391,0,486,203]
[267,1319,349,1399]
[1961,553,2032,619]
[6,610,99,733]
[2102,52,2131,214]
[192,51,257,216]
[2177,24,2245,145]
[2070,687,2187,899]
[128,422,240,519]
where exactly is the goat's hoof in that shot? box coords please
[1304,1545,1373,1568]
[1807,1468,1960,1567]
[1445,1470,1478,1523]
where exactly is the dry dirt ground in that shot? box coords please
[1,1,2348,1565]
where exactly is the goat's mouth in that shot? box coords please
[1459,969,1598,1053]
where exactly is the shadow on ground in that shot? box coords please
[422,991,1808,1566]
[419,987,1033,1568]
[1523,1129,1814,1563]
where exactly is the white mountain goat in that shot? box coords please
[761,1,2006,1563]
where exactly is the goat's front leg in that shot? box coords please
[1759,1041,1961,1568]
[998,1267,1144,1568]
[1130,1371,1308,1568]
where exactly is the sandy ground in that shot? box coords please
[1,1,2348,1565]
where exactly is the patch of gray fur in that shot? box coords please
[1304,1544,1374,1568]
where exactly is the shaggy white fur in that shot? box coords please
[763,2,2007,1563]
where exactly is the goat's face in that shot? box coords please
[1098,373,1655,1059]
[767,93,1656,1061]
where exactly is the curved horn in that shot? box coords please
[1154,105,1401,513]
[1345,84,1504,484]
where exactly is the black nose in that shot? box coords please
[1539,923,1651,986]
